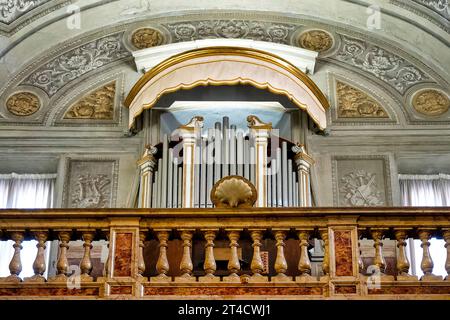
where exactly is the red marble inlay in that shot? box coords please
[368,286,450,295]
[144,286,324,296]
[334,230,353,277]
[110,286,133,295]
[334,286,357,294]
[0,287,99,296]
[113,233,133,277]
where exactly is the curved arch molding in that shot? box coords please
[125,47,330,130]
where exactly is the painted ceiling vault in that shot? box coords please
[0,0,448,129]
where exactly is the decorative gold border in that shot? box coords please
[124,47,330,129]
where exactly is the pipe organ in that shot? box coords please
[138,115,314,208]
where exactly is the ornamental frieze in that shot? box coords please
[164,20,296,44]
[21,33,130,97]
[333,35,431,94]
[0,0,50,24]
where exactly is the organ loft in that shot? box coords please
[0,0,449,300]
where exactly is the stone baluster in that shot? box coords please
[444,229,450,281]
[319,229,330,281]
[248,230,268,282]
[24,231,48,282]
[49,231,71,282]
[418,229,443,281]
[4,231,24,282]
[273,230,292,282]
[199,230,219,282]
[79,231,95,282]
[137,230,147,280]
[175,230,195,282]
[370,229,394,281]
[296,229,314,282]
[151,230,171,282]
[224,230,241,282]
[395,229,417,281]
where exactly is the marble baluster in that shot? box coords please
[151,230,171,282]
[296,230,315,282]
[418,229,443,281]
[224,230,241,282]
[370,229,394,281]
[248,230,268,282]
[137,230,147,280]
[79,231,95,282]
[49,231,72,282]
[395,229,417,281]
[175,230,196,282]
[24,231,48,282]
[4,231,24,282]
[272,230,292,282]
[199,230,220,282]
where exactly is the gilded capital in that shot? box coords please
[247,115,272,130]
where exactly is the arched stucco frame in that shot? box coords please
[125,46,330,130]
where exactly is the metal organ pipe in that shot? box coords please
[142,115,309,208]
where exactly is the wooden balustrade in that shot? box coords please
[0,207,449,299]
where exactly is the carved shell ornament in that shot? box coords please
[211,176,257,208]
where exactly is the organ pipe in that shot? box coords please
[137,114,314,208]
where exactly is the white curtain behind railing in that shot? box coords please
[0,173,56,278]
[399,174,450,278]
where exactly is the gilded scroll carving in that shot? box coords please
[131,28,164,49]
[412,89,449,116]
[298,30,333,52]
[64,82,116,120]
[336,81,388,118]
[6,92,40,116]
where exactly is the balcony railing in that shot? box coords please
[0,207,449,299]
